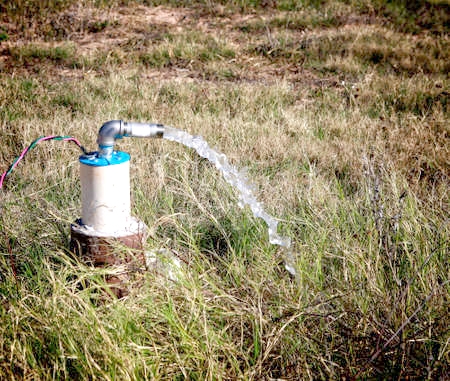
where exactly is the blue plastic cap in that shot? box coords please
[79,151,130,167]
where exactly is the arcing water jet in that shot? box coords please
[71,120,295,297]
[1,120,295,297]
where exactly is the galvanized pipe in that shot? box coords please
[97,120,164,158]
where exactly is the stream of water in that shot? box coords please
[163,127,296,277]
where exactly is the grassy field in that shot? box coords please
[0,0,449,379]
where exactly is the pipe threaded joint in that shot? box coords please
[97,120,164,158]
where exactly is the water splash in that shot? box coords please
[163,127,296,276]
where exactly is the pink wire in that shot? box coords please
[62,137,83,147]
[0,142,35,188]
[0,135,84,189]
[0,172,6,188]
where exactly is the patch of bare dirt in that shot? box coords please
[0,3,388,86]
[68,5,197,54]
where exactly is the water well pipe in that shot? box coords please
[97,120,165,158]
[78,120,165,233]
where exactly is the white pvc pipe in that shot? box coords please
[80,160,131,234]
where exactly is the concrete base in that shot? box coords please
[70,218,147,298]
[145,249,182,282]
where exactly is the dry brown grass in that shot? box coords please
[0,1,449,379]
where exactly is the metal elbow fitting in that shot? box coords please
[97,120,124,148]
[97,120,165,158]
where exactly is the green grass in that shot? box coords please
[0,0,449,379]
[136,33,236,69]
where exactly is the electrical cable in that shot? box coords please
[0,135,86,189]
